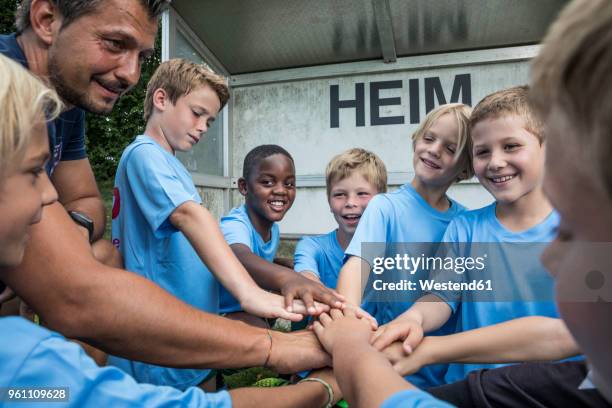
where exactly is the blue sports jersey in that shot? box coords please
[0,33,86,175]
[381,390,455,408]
[345,183,466,389]
[294,230,344,289]
[108,135,216,389]
[435,203,560,383]
[219,204,280,313]
[0,317,232,407]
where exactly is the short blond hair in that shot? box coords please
[411,103,474,181]
[143,58,229,123]
[0,55,62,178]
[470,86,543,143]
[530,0,612,198]
[326,148,388,197]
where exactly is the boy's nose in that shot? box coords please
[488,151,506,171]
[40,172,58,206]
[345,193,358,207]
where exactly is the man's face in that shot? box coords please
[541,107,612,394]
[0,121,57,268]
[47,0,157,114]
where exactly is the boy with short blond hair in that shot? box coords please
[372,86,580,390]
[294,148,387,289]
[109,59,314,390]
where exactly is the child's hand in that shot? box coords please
[307,368,343,405]
[281,274,345,315]
[312,308,374,355]
[241,290,318,322]
[371,319,424,354]
[384,337,436,377]
[341,301,378,330]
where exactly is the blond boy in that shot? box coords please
[294,148,387,289]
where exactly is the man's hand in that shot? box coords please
[281,273,344,315]
[240,290,330,321]
[371,318,424,354]
[312,308,374,356]
[268,330,331,373]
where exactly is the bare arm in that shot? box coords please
[170,201,304,320]
[1,203,328,372]
[314,309,413,408]
[391,316,580,376]
[51,159,105,240]
[230,243,343,312]
[335,255,367,305]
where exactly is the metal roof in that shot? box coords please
[172,0,568,75]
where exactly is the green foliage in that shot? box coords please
[0,0,18,33]
[85,33,162,184]
[222,367,279,390]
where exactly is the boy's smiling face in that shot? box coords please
[0,122,57,267]
[412,112,464,187]
[157,84,221,153]
[328,172,378,237]
[241,153,296,227]
[472,114,544,204]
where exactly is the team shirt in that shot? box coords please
[434,202,560,383]
[219,204,280,313]
[294,230,344,289]
[381,390,454,408]
[108,135,216,389]
[0,317,232,407]
[345,183,466,388]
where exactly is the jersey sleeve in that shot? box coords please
[59,109,87,161]
[220,216,253,250]
[345,194,391,264]
[17,334,232,407]
[380,390,454,408]
[124,144,201,238]
[294,236,321,277]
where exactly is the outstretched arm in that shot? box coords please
[2,202,328,373]
[387,316,580,377]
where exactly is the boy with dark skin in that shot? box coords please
[221,146,345,325]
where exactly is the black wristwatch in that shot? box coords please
[68,210,94,243]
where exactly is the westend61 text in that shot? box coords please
[372,279,493,292]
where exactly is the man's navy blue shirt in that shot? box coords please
[0,33,87,174]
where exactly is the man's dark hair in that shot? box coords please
[243,144,294,181]
[15,0,170,34]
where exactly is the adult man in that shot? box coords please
[0,0,329,374]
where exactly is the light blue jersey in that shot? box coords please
[0,317,231,408]
[437,203,560,383]
[381,390,454,408]
[108,135,217,390]
[219,204,280,313]
[345,183,466,389]
[294,230,343,289]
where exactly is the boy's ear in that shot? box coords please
[29,0,62,47]
[152,88,168,112]
[237,177,248,197]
